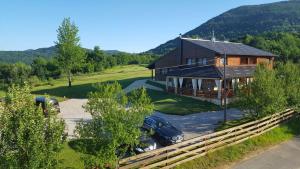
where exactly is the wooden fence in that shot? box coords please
[119,109,298,169]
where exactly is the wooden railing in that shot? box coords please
[119,109,298,169]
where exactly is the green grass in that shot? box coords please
[29,65,151,101]
[146,89,221,115]
[58,142,85,169]
[0,65,150,100]
[175,116,300,169]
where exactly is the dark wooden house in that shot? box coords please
[148,37,276,105]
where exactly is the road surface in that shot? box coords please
[231,136,300,169]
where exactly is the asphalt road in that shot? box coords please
[231,136,300,169]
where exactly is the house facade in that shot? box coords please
[148,37,276,105]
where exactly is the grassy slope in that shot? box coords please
[31,65,150,100]
[147,89,221,115]
[175,116,300,169]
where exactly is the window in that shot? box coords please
[220,58,225,65]
[186,58,192,65]
[240,57,248,65]
[192,58,196,65]
[249,57,257,64]
[197,58,203,65]
[203,58,207,65]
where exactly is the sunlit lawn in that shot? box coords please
[31,65,151,101]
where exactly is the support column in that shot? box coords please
[165,77,169,91]
[215,79,222,99]
[179,77,184,94]
[192,79,197,96]
[173,77,178,94]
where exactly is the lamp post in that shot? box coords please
[223,52,227,123]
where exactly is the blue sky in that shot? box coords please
[0,0,280,53]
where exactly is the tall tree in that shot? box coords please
[55,17,85,87]
[0,84,65,169]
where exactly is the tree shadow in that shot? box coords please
[32,77,147,99]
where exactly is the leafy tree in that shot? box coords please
[276,62,300,111]
[76,82,153,168]
[237,64,286,118]
[55,17,85,87]
[31,57,48,79]
[0,84,65,169]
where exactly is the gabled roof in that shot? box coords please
[166,65,256,79]
[183,38,276,57]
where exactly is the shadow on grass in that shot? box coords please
[32,77,147,99]
[68,139,99,155]
[146,89,221,115]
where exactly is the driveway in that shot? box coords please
[231,136,300,169]
[58,99,91,138]
[154,109,244,140]
[59,98,244,140]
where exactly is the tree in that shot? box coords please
[237,64,286,118]
[0,84,65,169]
[31,57,48,80]
[276,62,300,111]
[76,82,153,168]
[55,17,85,87]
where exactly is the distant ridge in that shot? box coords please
[0,46,123,64]
[147,0,300,55]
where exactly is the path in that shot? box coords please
[58,99,91,138]
[231,136,300,169]
[154,109,244,140]
[123,79,163,93]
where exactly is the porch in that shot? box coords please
[165,76,252,105]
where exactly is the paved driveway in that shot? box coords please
[154,109,244,140]
[231,136,300,169]
[59,98,244,140]
[58,99,91,138]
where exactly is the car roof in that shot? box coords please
[146,116,166,122]
[35,96,58,103]
[35,96,46,102]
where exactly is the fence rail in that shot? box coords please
[119,109,298,169]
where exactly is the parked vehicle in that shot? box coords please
[143,116,184,146]
[134,133,157,154]
[35,96,60,115]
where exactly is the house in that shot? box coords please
[148,37,276,105]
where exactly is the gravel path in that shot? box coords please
[153,109,244,140]
[123,79,163,93]
[58,99,91,138]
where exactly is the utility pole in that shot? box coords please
[223,52,227,123]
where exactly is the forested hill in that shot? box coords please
[148,0,300,55]
[0,46,123,64]
[0,46,57,64]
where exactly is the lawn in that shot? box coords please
[175,116,300,169]
[58,142,85,169]
[30,65,151,100]
[146,89,221,115]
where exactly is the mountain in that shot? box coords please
[0,46,123,64]
[148,0,300,55]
